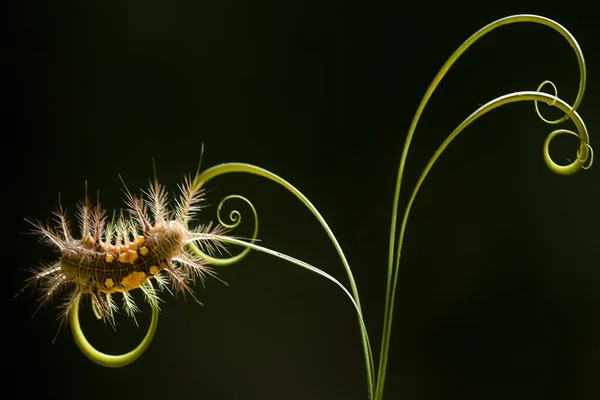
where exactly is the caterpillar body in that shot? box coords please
[22,172,228,328]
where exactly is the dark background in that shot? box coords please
[6,2,600,399]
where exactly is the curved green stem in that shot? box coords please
[212,235,373,366]
[376,14,589,399]
[56,14,592,400]
[187,194,259,266]
[70,294,160,367]
[189,163,375,399]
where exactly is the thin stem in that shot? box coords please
[187,194,259,266]
[70,294,160,367]
[205,234,374,368]
[375,14,588,399]
[190,164,376,399]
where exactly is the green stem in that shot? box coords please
[190,163,376,399]
[375,14,588,399]
[70,294,160,367]
[61,15,593,400]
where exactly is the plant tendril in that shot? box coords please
[376,14,590,400]
[535,80,562,123]
[54,14,592,400]
[70,295,159,367]
[190,163,376,399]
[217,195,244,228]
[187,194,259,266]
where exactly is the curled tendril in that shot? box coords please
[544,128,594,173]
[189,163,376,396]
[533,80,593,171]
[70,295,159,367]
[535,80,560,123]
[218,195,245,229]
[376,14,592,400]
[187,194,259,266]
[578,142,594,170]
[57,14,590,400]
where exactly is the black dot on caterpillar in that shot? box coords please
[18,162,231,331]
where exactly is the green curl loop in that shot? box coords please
[218,195,244,229]
[544,128,594,174]
[187,194,259,266]
[188,163,376,397]
[50,13,590,400]
[376,14,590,400]
[70,295,159,367]
[535,80,560,123]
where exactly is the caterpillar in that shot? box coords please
[21,168,229,328]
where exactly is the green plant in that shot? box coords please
[24,14,593,400]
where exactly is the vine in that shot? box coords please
[27,13,592,400]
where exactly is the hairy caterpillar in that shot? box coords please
[20,167,230,328]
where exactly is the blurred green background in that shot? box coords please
[8,1,600,399]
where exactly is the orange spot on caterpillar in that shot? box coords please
[121,271,147,289]
[23,166,226,327]
[118,250,139,264]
